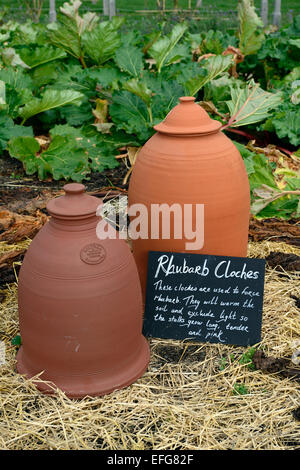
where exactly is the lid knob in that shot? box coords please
[179,96,196,104]
[63,183,85,195]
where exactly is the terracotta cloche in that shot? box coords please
[128,97,251,300]
[17,183,150,398]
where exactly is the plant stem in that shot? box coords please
[147,105,153,124]
[276,145,293,156]
[224,128,296,157]
[222,126,257,141]
[79,55,87,69]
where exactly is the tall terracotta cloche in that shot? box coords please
[17,183,150,398]
[128,97,251,300]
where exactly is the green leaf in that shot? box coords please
[82,22,121,65]
[115,45,144,77]
[40,135,90,181]
[163,43,190,67]
[0,81,6,108]
[251,185,283,215]
[289,39,300,49]
[83,137,120,173]
[239,347,256,370]
[291,81,300,105]
[8,134,90,181]
[175,62,206,96]
[123,79,152,106]
[233,383,249,395]
[1,48,30,69]
[0,67,33,92]
[5,85,33,119]
[49,124,119,173]
[249,154,278,192]
[16,22,38,44]
[19,89,83,123]
[295,199,300,218]
[0,112,33,152]
[86,67,124,90]
[257,195,299,219]
[204,76,245,113]
[19,46,67,69]
[283,67,300,83]
[233,141,256,176]
[11,335,22,346]
[84,128,140,148]
[30,62,59,87]
[8,136,40,175]
[285,177,300,191]
[238,0,265,56]
[271,109,300,147]
[148,23,187,73]
[233,142,277,192]
[0,32,10,42]
[50,123,82,138]
[189,30,226,56]
[109,91,151,142]
[59,98,93,126]
[52,64,88,90]
[226,80,282,128]
[185,55,233,96]
[49,15,83,59]
[151,80,185,120]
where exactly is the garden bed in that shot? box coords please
[0,167,299,450]
[0,238,299,450]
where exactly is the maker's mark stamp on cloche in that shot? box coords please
[80,243,106,265]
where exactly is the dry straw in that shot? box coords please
[0,240,299,450]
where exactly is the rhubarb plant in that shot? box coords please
[0,0,298,221]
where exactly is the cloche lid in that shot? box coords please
[47,183,101,219]
[153,96,222,135]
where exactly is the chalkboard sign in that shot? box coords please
[143,252,266,347]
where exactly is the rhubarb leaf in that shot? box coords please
[109,91,152,142]
[0,112,33,151]
[38,135,90,181]
[1,48,30,69]
[8,136,40,175]
[270,109,300,146]
[0,67,33,92]
[19,89,83,123]
[82,22,122,65]
[0,81,5,108]
[49,15,83,59]
[148,23,187,73]
[225,80,282,128]
[238,0,265,56]
[233,142,277,191]
[49,0,98,61]
[19,46,67,69]
[8,134,90,181]
[184,55,233,96]
[123,79,152,106]
[49,124,120,173]
[115,45,144,77]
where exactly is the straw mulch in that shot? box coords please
[0,240,299,450]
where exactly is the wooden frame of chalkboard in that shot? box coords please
[143,251,266,347]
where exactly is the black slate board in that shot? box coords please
[143,252,266,347]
